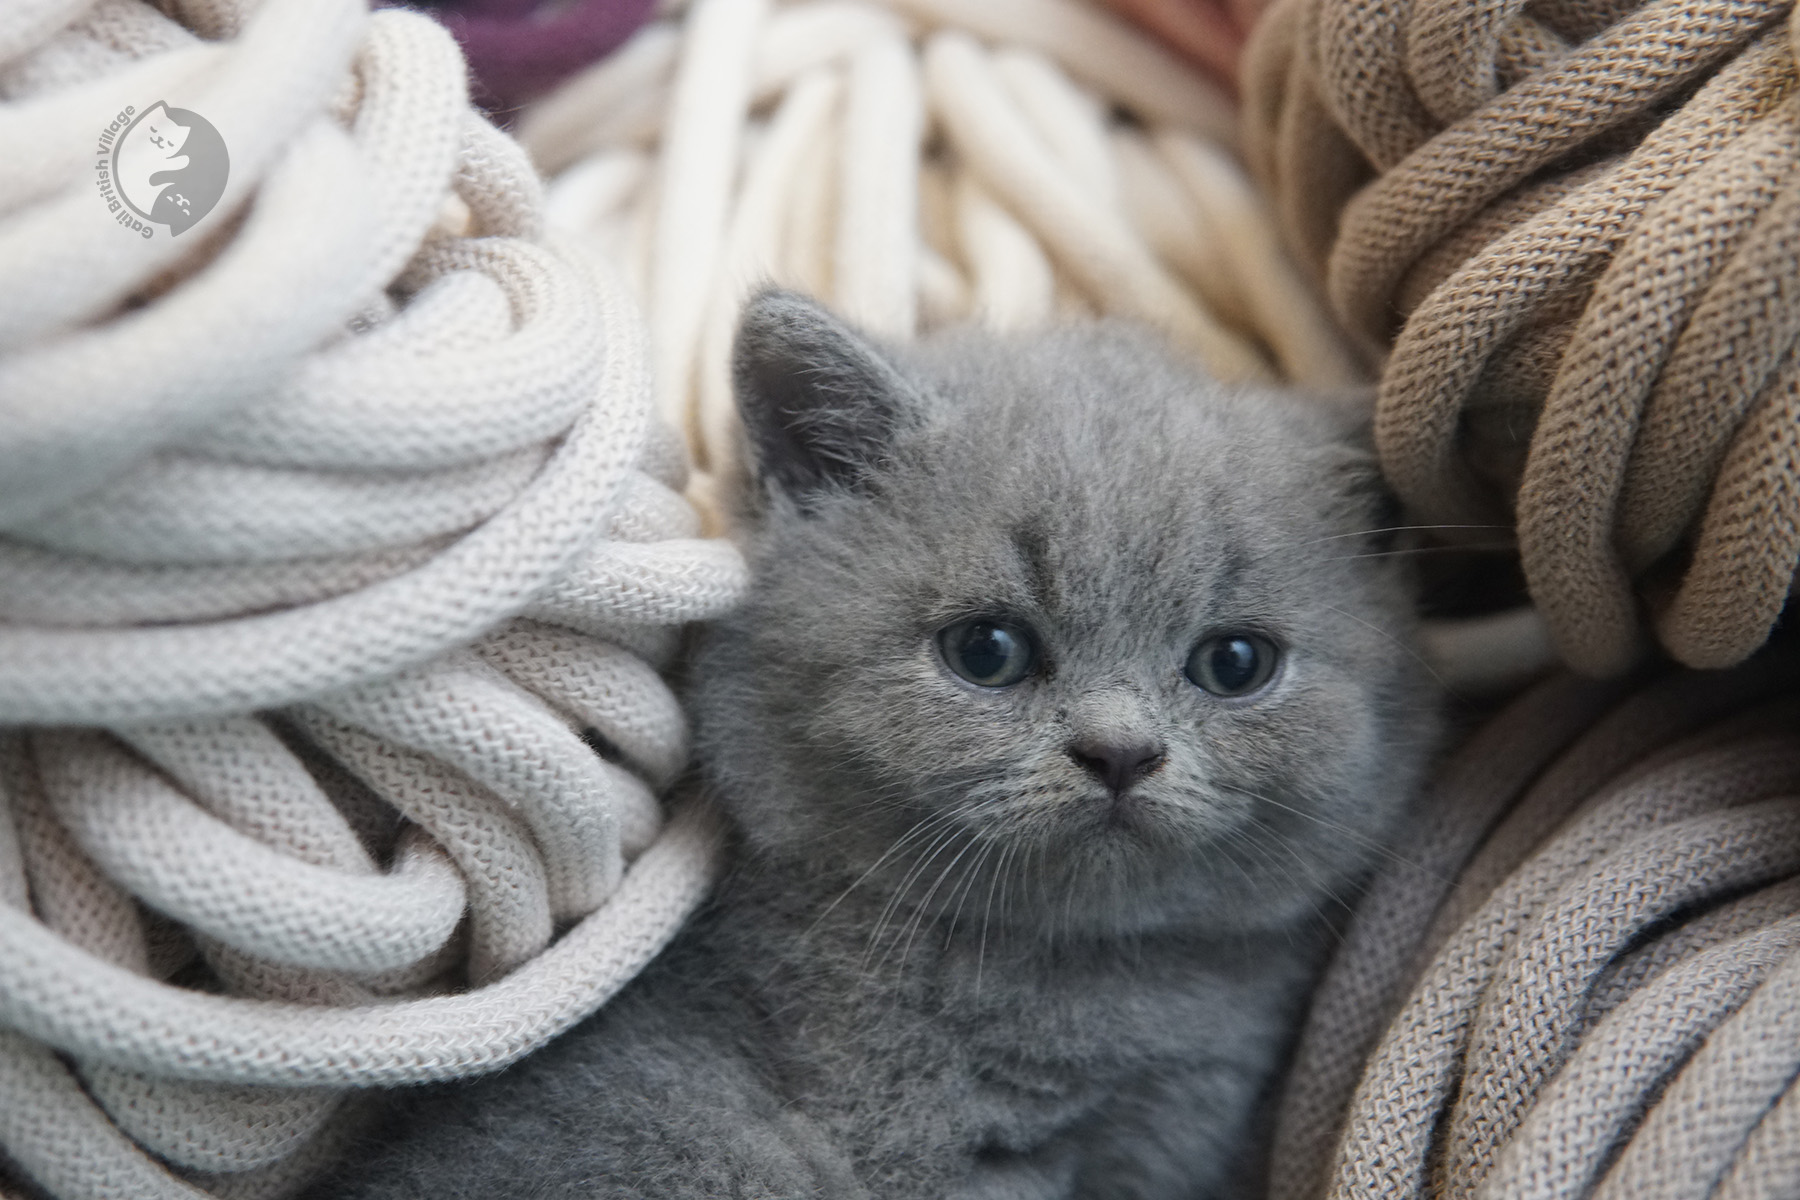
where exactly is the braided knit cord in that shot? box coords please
[1268,648,1800,1200]
[1241,15,1800,1183]
[0,1,744,1196]
[518,0,1367,474]
[1245,0,1800,675]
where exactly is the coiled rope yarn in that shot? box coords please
[0,1,745,1197]
[517,0,1560,694]
[1271,644,1800,1200]
[516,0,1369,514]
[1244,0,1800,677]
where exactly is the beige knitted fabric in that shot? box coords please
[1243,0,1800,676]
[0,2,745,1197]
[1269,644,1800,1200]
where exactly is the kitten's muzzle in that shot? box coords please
[1067,738,1166,796]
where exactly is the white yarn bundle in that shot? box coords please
[0,1,744,1197]
[518,0,1368,505]
[518,0,1554,693]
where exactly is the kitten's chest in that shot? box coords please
[941,934,1304,1079]
[770,914,1310,1149]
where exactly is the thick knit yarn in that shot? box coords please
[1244,0,1800,676]
[0,1,745,1197]
[516,0,1369,487]
[1243,8,1800,1194]
[516,0,1560,694]
[1271,645,1800,1200]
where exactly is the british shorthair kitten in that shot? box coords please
[320,291,1437,1199]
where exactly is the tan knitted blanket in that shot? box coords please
[1244,0,1800,677]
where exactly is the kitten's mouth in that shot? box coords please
[1078,786,1160,838]
[1102,791,1142,830]
[1062,782,1244,854]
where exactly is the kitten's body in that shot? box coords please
[320,298,1435,1199]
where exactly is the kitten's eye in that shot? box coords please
[939,619,1036,688]
[1185,633,1279,697]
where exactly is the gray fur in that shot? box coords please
[313,293,1437,1200]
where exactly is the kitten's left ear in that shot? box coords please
[732,288,921,501]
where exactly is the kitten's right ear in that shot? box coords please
[732,289,919,501]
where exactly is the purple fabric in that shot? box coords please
[409,0,658,114]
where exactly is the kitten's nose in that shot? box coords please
[1068,739,1166,794]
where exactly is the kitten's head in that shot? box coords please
[693,291,1436,937]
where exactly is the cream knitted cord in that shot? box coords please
[0,2,745,1198]
[516,0,1549,692]
[517,0,1366,476]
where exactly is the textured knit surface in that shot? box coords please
[0,1,745,1197]
[517,0,1362,488]
[1244,0,1800,676]
[1269,644,1800,1200]
[514,0,1551,693]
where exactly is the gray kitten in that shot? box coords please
[317,292,1437,1199]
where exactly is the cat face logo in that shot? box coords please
[95,101,230,238]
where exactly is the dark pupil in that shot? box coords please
[959,623,1016,682]
[1208,637,1259,691]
